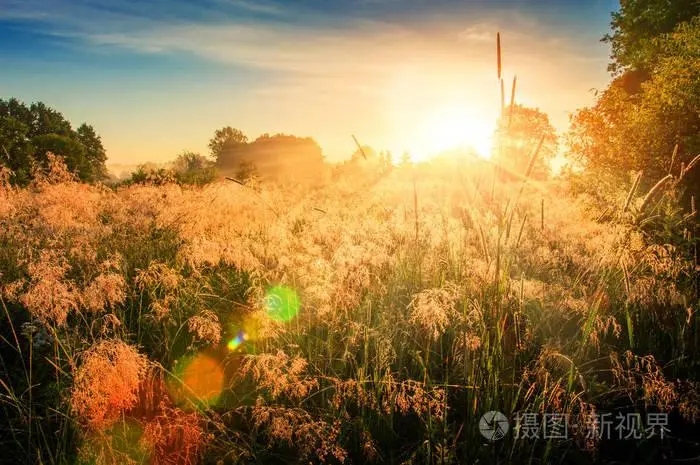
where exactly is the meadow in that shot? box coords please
[1,147,699,465]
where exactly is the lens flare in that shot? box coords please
[168,353,224,409]
[227,329,247,351]
[264,285,300,322]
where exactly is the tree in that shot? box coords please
[173,151,211,172]
[31,134,88,175]
[75,123,108,181]
[602,0,700,75]
[214,131,325,182]
[493,104,558,181]
[350,145,377,163]
[568,17,700,193]
[208,127,248,165]
[172,151,217,185]
[0,98,108,184]
[235,161,258,183]
[0,116,33,185]
[28,102,73,138]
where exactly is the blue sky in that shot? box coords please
[0,0,619,168]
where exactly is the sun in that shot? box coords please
[409,105,495,162]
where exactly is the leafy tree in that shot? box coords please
[123,164,177,186]
[383,150,394,167]
[208,127,248,165]
[350,145,377,162]
[31,134,88,174]
[235,161,258,183]
[0,116,33,184]
[172,151,217,185]
[493,104,558,181]
[0,98,108,184]
[603,0,700,75]
[215,131,325,182]
[173,151,211,172]
[76,123,108,180]
[28,102,73,138]
[333,144,388,179]
[568,17,700,194]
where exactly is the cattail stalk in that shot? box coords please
[497,32,502,80]
[540,198,544,231]
[505,136,545,238]
[413,175,419,244]
[515,214,527,249]
[500,79,505,116]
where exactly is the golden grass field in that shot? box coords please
[1,151,699,464]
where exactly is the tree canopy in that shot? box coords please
[603,0,700,75]
[492,104,558,181]
[0,98,107,184]
[211,128,326,182]
[208,126,248,165]
[568,4,700,206]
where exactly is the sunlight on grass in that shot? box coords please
[2,22,700,465]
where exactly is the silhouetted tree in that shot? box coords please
[76,123,108,180]
[208,127,248,166]
[216,131,325,182]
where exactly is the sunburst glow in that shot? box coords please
[410,105,495,162]
[390,103,496,164]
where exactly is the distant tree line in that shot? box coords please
[208,126,326,182]
[0,98,107,185]
[0,98,563,189]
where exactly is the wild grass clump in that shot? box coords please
[1,142,699,463]
[3,29,699,463]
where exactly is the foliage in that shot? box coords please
[172,151,218,186]
[568,16,700,200]
[208,126,248,165]
[120,152,218,187]
[234,160,259,183]
[493,104,558,181]
[602,0,700,75]
[0,98,108,185]
[333,145,393,180]
[1,154,699,465]
[215,131,326,182]
[122,164,178,186]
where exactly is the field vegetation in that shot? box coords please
[2,1,700,464]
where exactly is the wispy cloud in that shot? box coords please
[1,0,614,162]
[1,0,607,77]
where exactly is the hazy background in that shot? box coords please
[0,0,617,168]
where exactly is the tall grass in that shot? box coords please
[1,35,699,465]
